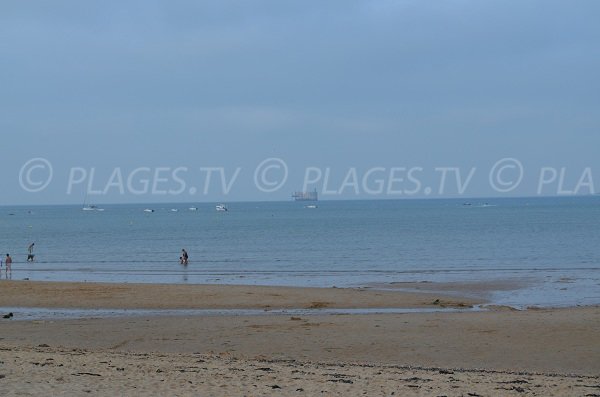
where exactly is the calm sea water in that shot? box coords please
[1,197,599,307]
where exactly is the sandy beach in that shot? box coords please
[1,281,599,396]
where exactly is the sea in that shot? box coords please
[1,197,599,308]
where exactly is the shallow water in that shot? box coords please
[0,306,483,321]
[1,197,599,307]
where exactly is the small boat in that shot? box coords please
[83,204,104,212]
[188,207,198,211]
[304,205,318,209]
[82,193,103,211]
[170,208,179,212]
[215,204,228,212]
[143,208,155,213]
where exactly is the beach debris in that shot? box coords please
[73,372,102,377]
[269,385,281,389]
[2,312,13,319]
[38,344,50,348]
[495,385,528,393]
[290,317,302,321]
[403,376,433,383]
[429,299,473,308]
[307,301,328,309]
[31,361,56,367]
[498,379,529,384]
[454,302,472,308]
[327,378,353,384]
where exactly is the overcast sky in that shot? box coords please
[1,1,599,205]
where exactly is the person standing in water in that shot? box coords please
[5,254,12,278]
[27,242,35,262]
[181,249,189,265]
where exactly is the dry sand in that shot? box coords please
[2,346,598,397]
[1,281,599,396]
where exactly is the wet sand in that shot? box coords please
[0,280,477,310]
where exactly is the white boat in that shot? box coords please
[170,209,179,212]
[215,204,228,212]
[189,207,198,211]
[82,193,103,211]
[143,208,154,213]
[83,204,104,212]
[304,205,318,209]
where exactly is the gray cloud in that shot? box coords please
[1,1,599,203]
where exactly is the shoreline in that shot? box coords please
[0,278,595,311]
